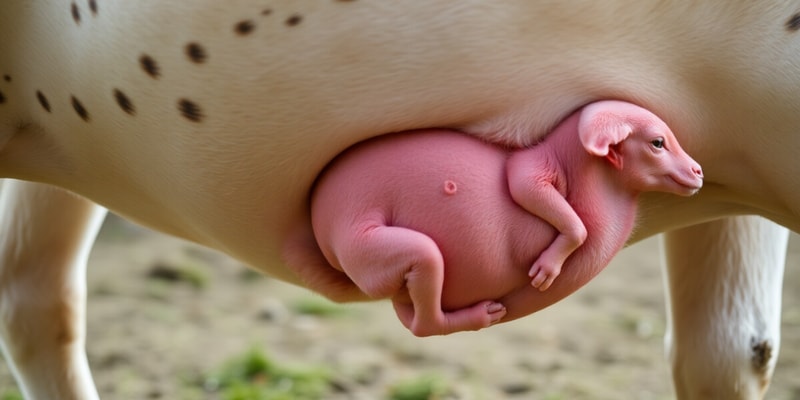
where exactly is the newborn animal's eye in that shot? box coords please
[651,138,664,149]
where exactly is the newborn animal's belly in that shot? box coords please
[389,167,557,311]
[314,130,558,310]
[438,205,556,311]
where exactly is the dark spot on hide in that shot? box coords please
[186,43,207,63]
[71,96,90,121]
[113,89,135,115]
[286,14,303,26]
[751,338,773,374]
[36,91,51,112]
[139,54,160,78]
[71,2,81,24]
[178,98,203,122]
[235,20,256,35]
[787,13,800,31]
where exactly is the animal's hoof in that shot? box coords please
[486,302,507,324]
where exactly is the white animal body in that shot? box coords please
[0,1,799,399]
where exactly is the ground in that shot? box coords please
[1,214,799,399]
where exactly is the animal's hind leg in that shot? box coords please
[337,224,505,337]
[663,216,788,400]
[0,180,106,400]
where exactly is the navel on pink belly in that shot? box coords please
[443,180,458,195]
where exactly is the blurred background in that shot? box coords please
[1,214,799,399]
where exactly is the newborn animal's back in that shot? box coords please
[312,130,556,309]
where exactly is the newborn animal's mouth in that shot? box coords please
[670,175,703,196]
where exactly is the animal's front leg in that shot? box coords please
[0,180,107,400]
[663,216,788,400]
[507,153,586,291]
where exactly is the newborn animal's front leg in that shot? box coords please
[337,224,506,336]
[526,203,587,291]
[507,154,587,291]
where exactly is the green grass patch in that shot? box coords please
[388,375,450,400]
[238,268,266,282]
[205,348,331,400]
[1,389,23,400]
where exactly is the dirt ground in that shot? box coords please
[1,214,800,399]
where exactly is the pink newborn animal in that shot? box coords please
[301,100,703,336]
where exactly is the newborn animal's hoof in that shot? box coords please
[486,301,507,325]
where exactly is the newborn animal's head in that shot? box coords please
[578,100,704,197]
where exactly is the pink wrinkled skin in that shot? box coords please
[288,100,703,337]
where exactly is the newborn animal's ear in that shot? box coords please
[578,103,634,157]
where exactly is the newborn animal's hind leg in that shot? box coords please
[337,224,505,336]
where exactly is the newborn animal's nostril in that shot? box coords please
[693,166,703,178]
